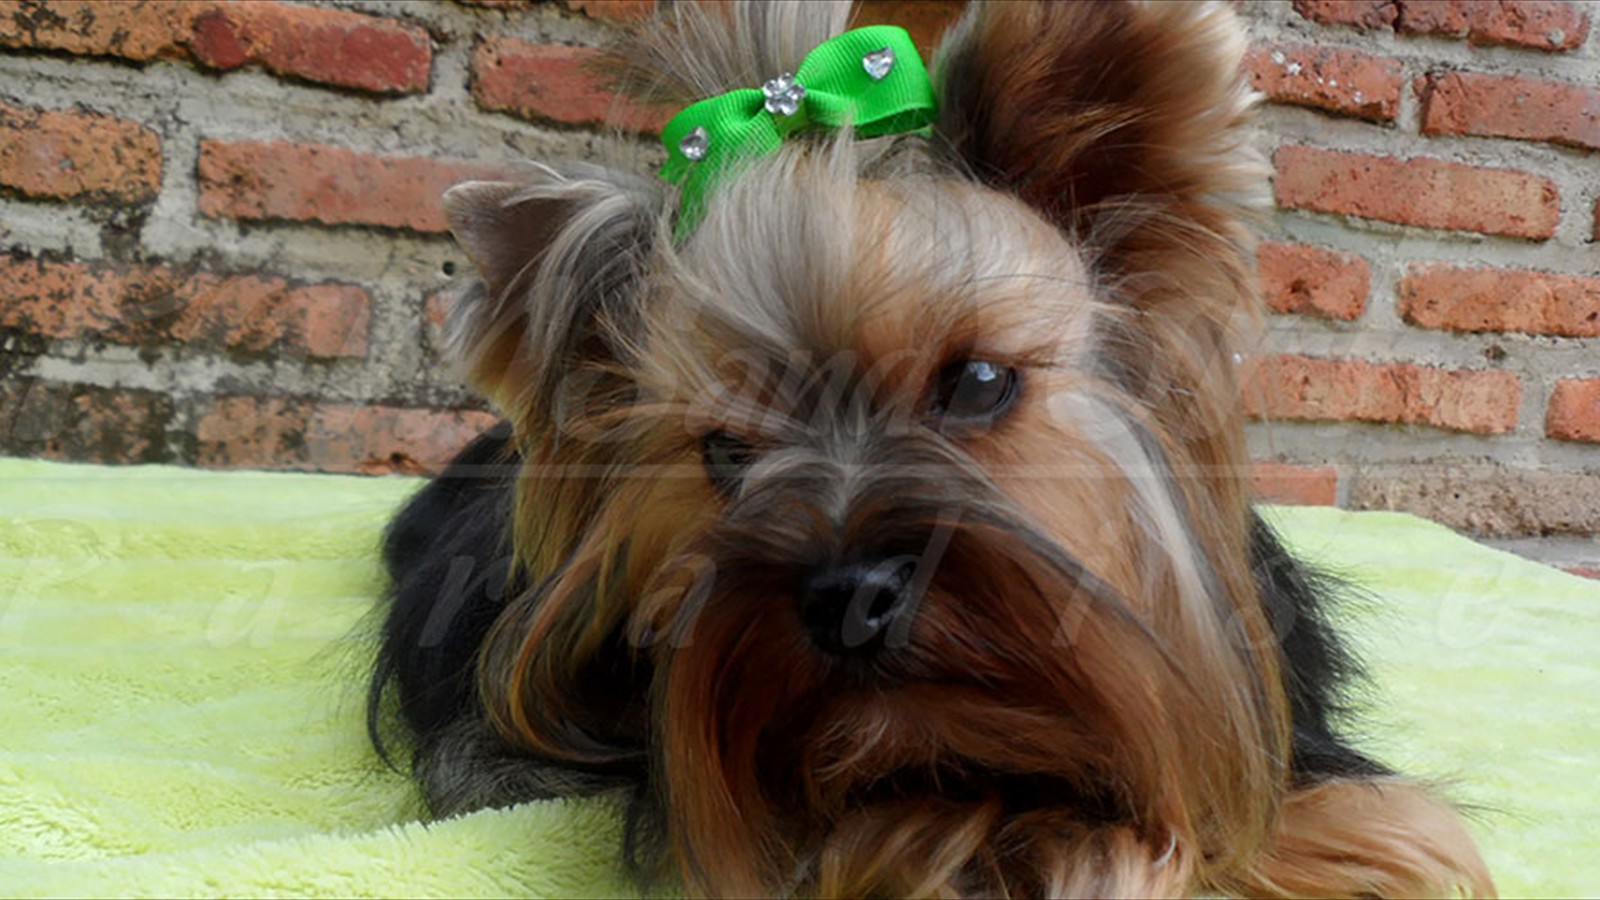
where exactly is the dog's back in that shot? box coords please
[370,423,519,749]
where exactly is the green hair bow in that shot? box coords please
[658,25,937,235]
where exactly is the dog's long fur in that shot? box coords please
[368,2,1494,896]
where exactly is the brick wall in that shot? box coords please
[1237,0,1600,575]
[1,0,1597,571]
[0,0,667,476]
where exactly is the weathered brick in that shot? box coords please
[1420,71,1600,152]
[1291,0,1590,51]
[198,139,503,233]
[1258,242,1369,320]
[471,36,674,132]
[0,1,430,95]
[1397,0,1590,51]
[0,379,174,464]
[195,396,499,473]
[0,0,193,60]
[0,101,161,204]
[1566,566,1600,580]
[1400,264,1600,339]
[1251,462,1339,506]
[188,3,430,94]
[1241,354,1521,435]
[0,255,370,358]
[1273,146,1559,240]
[167,274,370,359]
[1244,43,1403,122]
[1291,0,1399,30]
[557,0,655,23]
[304,405,501,475]
[1350,463,1600,535]
[1546,379,1600,444]
[193,396,311,470]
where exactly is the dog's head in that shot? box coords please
[440,2,1278,894]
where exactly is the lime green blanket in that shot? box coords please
[1,458,1596,898]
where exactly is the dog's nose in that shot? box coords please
[798,561,916,656]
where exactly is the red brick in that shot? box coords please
[0,380,174,464]
[1400,264,1600,339]
[1564,566,1600,580]
[198,139,504,233]
[195,396,499,473]
[1546,379,1600,444]
[194,396,309,469]
[166,275,370,359]
[0,101,161,204]
[0,1,429,95]
[1251,462,1339,506]
[188,3,431,95]
[557,0,655,23]
[470,37,674,132]
[1420,71,1600,152]
[305,405,501,475]
[1258,242,1369,320]
[1241,354,1521,435]
[1397,0,1590,51]
[1273,146,1559,240]
[0,255,370,358]
[1291,0,1590,50]
[0,0,194,60]
[1291,0,1399,30]
[1244,43,1403,122]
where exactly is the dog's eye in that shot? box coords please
[931,360,1018,425]
[700,431,756,496]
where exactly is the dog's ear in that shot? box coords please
[934,0,1257,277]
[441,165,661,423]
[936,1,1261,475]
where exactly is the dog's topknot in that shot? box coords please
[608,0,853,107]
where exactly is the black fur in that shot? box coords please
[367,421,523,762]
[1250,512,1388,784]
[367,427,1384,813]
[369,423,654,819]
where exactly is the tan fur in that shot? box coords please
[428,2,1496,896]
[1226,779,1495,899]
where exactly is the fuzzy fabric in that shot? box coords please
[1,458,1595,897]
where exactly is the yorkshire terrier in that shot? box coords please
[368,1,1494,896]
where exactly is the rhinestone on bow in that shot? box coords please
[862,46,895,81]
[678,126,710,161]
[762,73,806,117]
